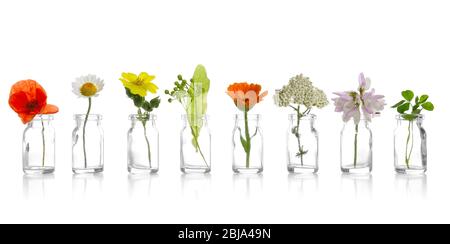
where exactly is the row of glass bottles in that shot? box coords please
[22,113,427,175]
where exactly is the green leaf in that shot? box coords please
[402,90,414,101]
[419,95,429,103]
[240,136,249,153]
[402,114,418,121]
[397,103,410,114]
[391,100,405,108]
[412,108,422,114]
[422,102,434,111]
[186,65,210,150]
[191,64,210,93]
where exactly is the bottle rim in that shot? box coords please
[288,113,316,120]
[31,114,54,121]
[129,114,157,121]
[74,114,103,120]
[181,114,209,120]
[234,113,261,120]
[396,114,424,120]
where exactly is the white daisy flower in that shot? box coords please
[72,74,104,98]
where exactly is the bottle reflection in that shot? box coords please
[72,173,104,198]
[395,174,427,198]
[180,173,212,199]
[128,173,159,198]
[288,173,319,197]
[23,174,55,199]
[341,173,373,199]
[232,174,263,198]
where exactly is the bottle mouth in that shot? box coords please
[129,114,156,121]
[74,114,103,120]
[288,114,316,120]
[396,114,424,120]
[234,114,261,120]
[32,114,54,121]
[181,114,209,120]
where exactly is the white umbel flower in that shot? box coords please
[72,74,104,98]
[274,74,329,109]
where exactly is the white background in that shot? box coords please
[0,0,449,224]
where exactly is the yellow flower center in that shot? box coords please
[80,82,98,97]
[133,78,144,86]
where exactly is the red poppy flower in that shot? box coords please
[9,79,59,124]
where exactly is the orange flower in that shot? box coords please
[227,82,268,111]
[9,79,59,124]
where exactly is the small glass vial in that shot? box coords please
[128,114,159,174]
[340,120,373,174]
[232,114,263,174]
[72,114,104,174]
[181,115,211,173]
[394,115,427,174]
[23,115,56,174]
[287,114,319,174]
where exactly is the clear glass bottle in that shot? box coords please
[23,115,56,174]
[394,115,427,174]
[128,114,159,174]
[340,120,373,174]
[232,114,263,174]
[287,114,319,174]
[180,115,211,173]
[72,114,104,174]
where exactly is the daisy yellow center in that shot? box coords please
[80,82,98,97]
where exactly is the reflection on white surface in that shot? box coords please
[72,173,104,198]
[288,173,319,197]
[128,173,159,198]
[341,173,373,199]
[180,173,212,199]
[233,174,263,198]
[23,174,55,199]
[395,174,427,198]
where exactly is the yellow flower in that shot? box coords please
[120,72,158,97]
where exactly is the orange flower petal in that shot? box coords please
[18,113,37,124]
[227,82,266,111]
[41,104,59,114]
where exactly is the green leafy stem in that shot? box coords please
[126,88,161,165]
[392,90,434,169]
[239,109,258,168]
[165,65,210,169]
[289,105,311,166]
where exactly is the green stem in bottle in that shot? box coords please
[41,117,46,167]
[244,108,251,168]
[83,97,92,169]
[353,123,359,168]
[405,120,414,169]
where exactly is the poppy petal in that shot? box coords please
[41,104,59,114]
[8,91,30,113]
[18,113,37,124]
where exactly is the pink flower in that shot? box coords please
[333,73,385,124]
[359,73,371,91]
[361,89,385,121]
[332,91,361,124]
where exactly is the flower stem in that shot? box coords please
[138,109,152,166]
[405,120,414,169]
[83,97,92,169]
[353,124,359,168]
[41,118,46,167]
[190,125,209,169]
[244,108,251,168]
